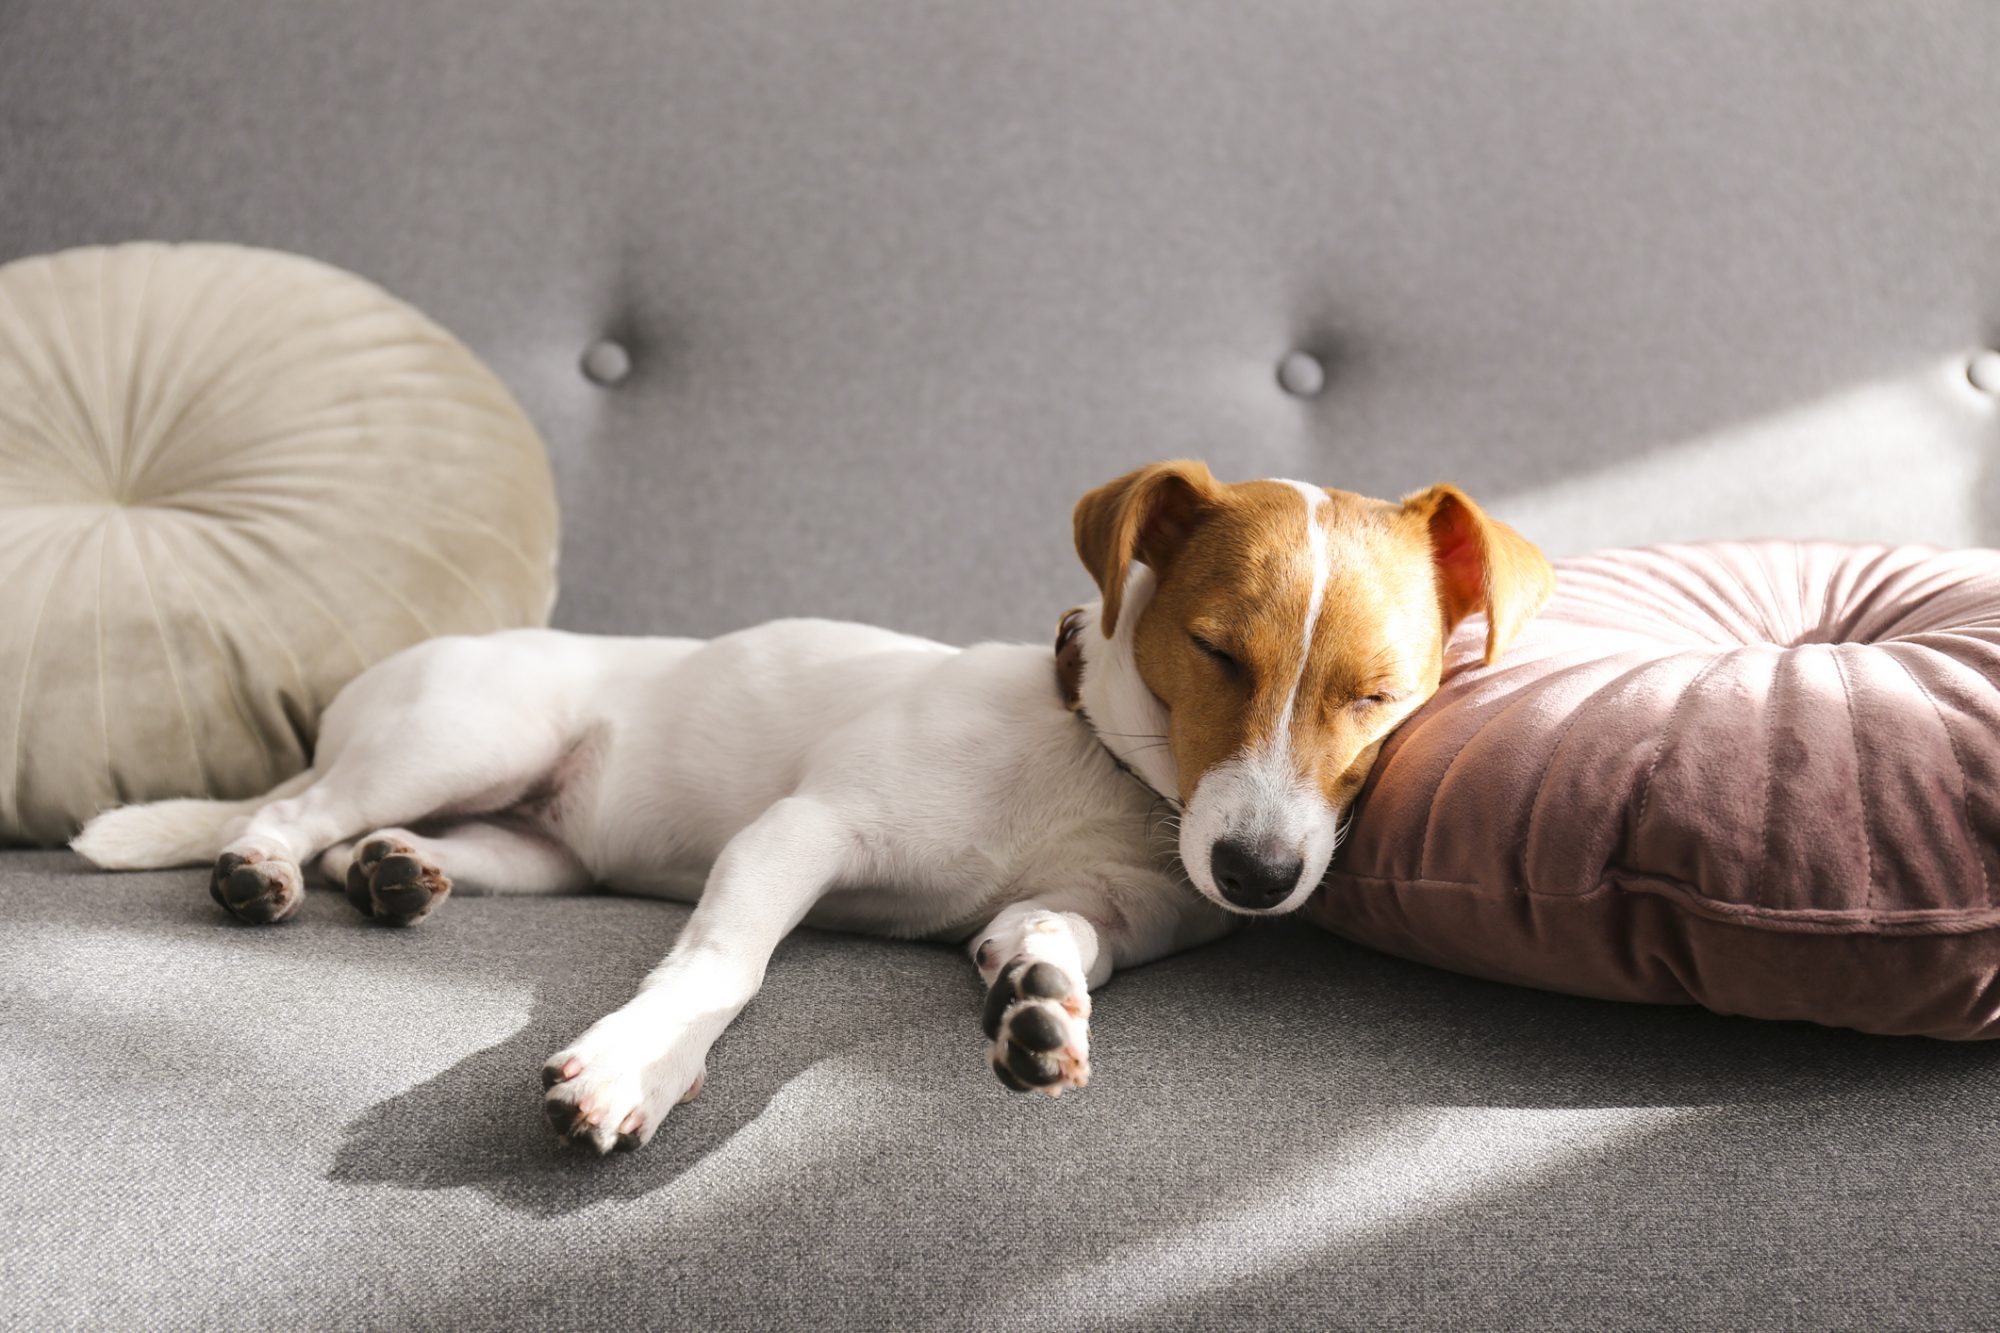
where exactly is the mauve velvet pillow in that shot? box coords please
[1308,542,2000,1039]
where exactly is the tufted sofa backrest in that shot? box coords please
[5,1,1998,640]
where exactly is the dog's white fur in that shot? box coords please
[76,593,1252,1150]
[76,486,1361,1152]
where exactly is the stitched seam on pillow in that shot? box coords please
[352,525,505,632]
[1613,876,2000,933]
[145,520,283,789]
[297,475,549,588]
[1412,646,1615,882]
[1633,650,1737,842]
[199,527,374,680]
[1520,655,1658,891]
[92,524,113,795]
[1519,699,1599,881]
[1650,550,1745,644]
[1828,647,1876,914]
[271,539,431,660]
[9,542,72,830]
[35,256,104,487]
[1844,546,1913,643]
[1743,544,1790,646]
[1320,868,2000,936]
[1612,871,1995,934]
[204,423,528,472]
[1792,542,1810,645]
[121,513,213,794]
[1753,653,1783,911]
[1723,543,1766,640]
[155,518,317,726]
[1567,559,1725,644]
[111,244,158,499]
[126,249,290,482]
[1687,544,1768,645]
[146,286,399,463]
[1885,646,1991,912]
[1818,549,1843,643]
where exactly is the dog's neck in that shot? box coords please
[1056,566,1183,808]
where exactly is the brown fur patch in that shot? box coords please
[1054,606,1088,710]
[1072,462,1553,809]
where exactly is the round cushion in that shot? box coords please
[0,242,559,843]
[1309,541,2000,1039]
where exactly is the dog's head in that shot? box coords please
[1070,460,1553,915]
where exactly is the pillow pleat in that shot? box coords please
[0,243,559,843]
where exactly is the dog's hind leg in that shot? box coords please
[320,818,591,926]
[207,637,580,924]
[541,794,850,1153]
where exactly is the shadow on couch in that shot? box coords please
[16,848,2000,1324]
[321,928,951,1219]
[315,889,2000,1222]
[309,916,2000,1327]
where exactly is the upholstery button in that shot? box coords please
[1277,350,1325,398]
[1969,351,2000,396]
[581,339,631,386]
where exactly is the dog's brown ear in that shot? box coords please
[1073,460,1222,635]
[1401,484,1555,666]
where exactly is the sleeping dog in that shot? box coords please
[74,460,1552,1153]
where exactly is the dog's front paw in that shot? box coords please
[983,959,1090,1095]
[343,837,450,926]
[541,1017,705,1155]
[209,851,304,924]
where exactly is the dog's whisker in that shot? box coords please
[1329,808,1356,854]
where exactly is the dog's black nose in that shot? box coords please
[1209,838,1304,911]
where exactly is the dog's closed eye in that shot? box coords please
[1189,633,1244,680]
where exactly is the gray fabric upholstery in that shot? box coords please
[4,2,1999,639]
[7,1,2000,1327]
[9,854,2000,1330]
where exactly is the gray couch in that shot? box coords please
[7,3,2000,1328]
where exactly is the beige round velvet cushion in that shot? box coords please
[0,243,558,843]
[1311,541,2000,1039]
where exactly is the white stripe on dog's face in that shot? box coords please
[1272,479,1332,754]
[1178,481,1338,914]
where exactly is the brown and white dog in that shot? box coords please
[74,460,1552,1153]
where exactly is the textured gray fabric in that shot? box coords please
[4,2,1998,640]
[9,2,2000,1327]
[7,852,2000,1330]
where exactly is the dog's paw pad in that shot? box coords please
[209,851,303,924]
[344,837,450,926]
[540,1043,705,1156]
[983,960,1090,1096]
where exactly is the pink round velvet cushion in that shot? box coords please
[1308,541,2000,1039]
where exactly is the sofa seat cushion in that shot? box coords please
[1311,541,2000,1038]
